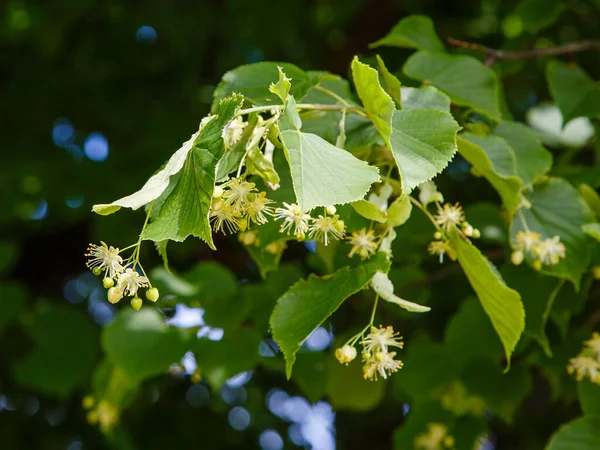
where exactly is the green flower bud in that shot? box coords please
[92,267,103,276]
[107,287,123,304]
[146,287,159,302]
[102,277,114,289]
[131,297,143,311]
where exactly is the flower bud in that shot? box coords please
[334,220,345,232]
[87,411,99,425]
[434,231,443,240]
[462,223,474,237]
[131,297,143,311]
[211,198,223,211]
[213,185,224,199]
[239,231,257,246]
[146,287,159,302]
[511,250,524,266]
[532,259,543,272]
[107,287,123,304]
[472,228,481,239]
[92,267,103,276]
[375,351,386,362]
[103,277,114,289]
[335,345,357,365]
[326,205,337,215]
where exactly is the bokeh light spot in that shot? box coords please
[136,26,158,44]
[259,430,284,450]
[228,406,251,431]
[30,200,48,220]
[52,118,74,148]
[84,133,109,162]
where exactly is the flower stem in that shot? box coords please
[410,197,443,233]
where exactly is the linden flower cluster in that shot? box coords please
[335,325,404,381]
[275,203,346,245]
[346,227,380,260]
[210,178,275,234]
[511,230,566,270]
[567,332,600,385]
[85,241,159,311]
[414,423,456,450]
[428,202,480,263]
[83,396,119,433]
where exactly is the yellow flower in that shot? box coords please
[308,214,345,246]
[428,240,456,263]
[335,344,357,365]
[415,423,455,450]
[244,191,274,225]
[222,178,257,213]
[434,203,464,231]
[85,242,123,278]
[347,228,379,260]
[362,350,403,381]
[513,230,541,252]
[567,356,600,383]
[534,236,566,266]
[274,202,311,239]
[362,326,403,354]
[210,199,241,234]
[584,332,600,358]
[116,268,149,297]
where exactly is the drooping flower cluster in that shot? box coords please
[85,242,159,310]
[414,423,456,450]
[511,230,566,269]
[335,325,404,381]
[427,201,479,263]
[567,332,600,385]
[210,177,275,234]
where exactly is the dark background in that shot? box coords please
[1,0,599,449]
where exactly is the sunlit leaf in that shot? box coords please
[279,96,380,212]
[547,416,600,450]
[141,95,244,248]
[400,86,450,112]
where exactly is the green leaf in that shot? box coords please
[448,229,524,368]
[292,352,329,403]
[579,184,600,220]
[215,113,259,181]
[271,252,390,378]
[582,223,600,242]
[0,241,19,275]
[462,359,531,423]
[371,271,430,312]
[457,136,522,213]
[279,96,380,212]
[400,86,450,112]
[501,265,562,356]
[326,358,385,411]
[404,51,501,119]
[370,15,444,52]
[102,308,192,383]
[578,379,600,416]
[547,60,600,124]
[514,0,564,33]
[511,178,595,289]
[547,416,600,450]
[389,108,460,194]
[0,283,26,334]
[387,195,413,227]
[375,55,402,107]
[141,95,244,248]
[212,62,312,111]
[246,146,281,187]
[351,57,395,144]
[268,66,292,102]
[154,240,170,272]
[492,121,552,185]
[194,329,262,388]
[444,298,504,368]
[350,200,387,223]
[14,303,99,397]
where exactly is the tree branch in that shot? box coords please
[447,37,600,67]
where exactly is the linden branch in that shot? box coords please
[447,37,600,67]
